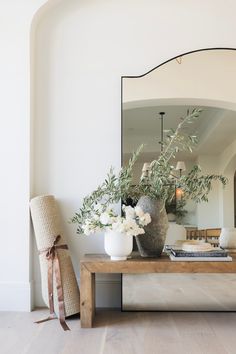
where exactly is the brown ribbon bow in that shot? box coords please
[35,235,70,331]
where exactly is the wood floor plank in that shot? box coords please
[0,311,44,354]
[177,333,228,354]
[123,274,236,311]
[60,317,106,354]
[171,312,214,335]
[103,312,179,354]
[203,312,236,353]
[1,309,236,354]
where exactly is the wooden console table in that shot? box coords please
[80,254,236,328]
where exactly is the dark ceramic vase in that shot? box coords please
[135,196,169,257]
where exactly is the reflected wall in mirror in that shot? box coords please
[122,48,236,310]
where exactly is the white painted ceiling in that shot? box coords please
[123,104,236,163]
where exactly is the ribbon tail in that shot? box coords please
[34,314,56,324]
[59,318,70,331]
[48,257,55,316]
[36,237,71,331]
[54,254,70,331]
[35,237,71,331]
[35,257,57,325]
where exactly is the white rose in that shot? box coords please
[136,227,145,236]
[115,215,122,223]
[126,224,145,236]
[100,212,110,225]
[144,213,151,225]
[123,205,135,219]
[133,225,145,236]
[134,206,144,218]
[139,213,151,226]
[112,221,125,233]
[123,218,136,231]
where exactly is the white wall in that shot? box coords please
[32,0,236,308]
[196,155,220,229]
[219,139,236,227]
[2,0,236,310]
[0,0,48,311]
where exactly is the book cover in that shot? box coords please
[171,249,228,257]
[169,254,232,262]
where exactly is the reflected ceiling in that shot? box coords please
[123,105,236,163]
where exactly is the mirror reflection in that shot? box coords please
[122,48,236,311]
[122,49,236,246]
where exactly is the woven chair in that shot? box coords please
[187,229,206,241]
[205,228,221,247]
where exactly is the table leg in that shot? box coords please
[80,264,95,328]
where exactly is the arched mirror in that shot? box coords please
[122,48,236,311]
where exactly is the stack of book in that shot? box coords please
[169,248,232,261]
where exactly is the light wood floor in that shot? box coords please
[1,309,236,354]
[123,274,236,311]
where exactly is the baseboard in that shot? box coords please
[0,281,32,311]
[33,278,121,309]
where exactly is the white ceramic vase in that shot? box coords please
[104,230,133,261]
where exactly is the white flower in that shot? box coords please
[100,212,111,225]
[93,214,100,221]
[121,218,145,236]
[134,206,144,218]
[133,227,145,236]
[122,218,132,229]
[81,204,150,237]
[139,213,151,226]
[127,224,145,236]
[123,205,135,219]
[112,221,125,233]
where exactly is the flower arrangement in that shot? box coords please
[71,146,143,234]
[71,109,227,236]
[81,204,151,236]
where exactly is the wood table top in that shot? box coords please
[81,252,236,274]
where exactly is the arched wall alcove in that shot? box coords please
[33,0,199,308]
[2,0,236,313]
[0,0,50,312]
[30,1,236,309]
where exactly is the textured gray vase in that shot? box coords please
[136,196,169,257]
